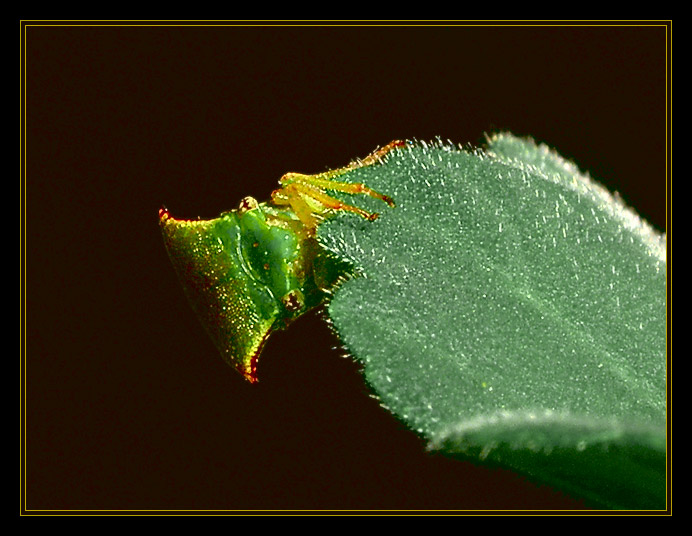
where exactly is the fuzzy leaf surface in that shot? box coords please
[317,135,667,509]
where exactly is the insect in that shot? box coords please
[160,141,405,383]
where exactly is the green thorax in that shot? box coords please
[160,140,402,383]
[159,201,351,382]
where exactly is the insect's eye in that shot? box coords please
[238,196,259,213]
[281,289,305,313]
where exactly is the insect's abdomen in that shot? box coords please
[159,208,277,382]
[160,205,352,383]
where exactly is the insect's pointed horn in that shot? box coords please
[159,208,277,383]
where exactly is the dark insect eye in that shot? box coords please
[238,196,259,213]
[282,290,305,313]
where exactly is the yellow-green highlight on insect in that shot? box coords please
[160,141,404,383]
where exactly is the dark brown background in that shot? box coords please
[23,22,669,513]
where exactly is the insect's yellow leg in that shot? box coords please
[272,184,322,230]
[273,140,404,224]
[292,174,396,208]
[353,139,406,168]
[281,140,404,207]
[290,182,381,222]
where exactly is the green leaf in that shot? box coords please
[317,135,667,510]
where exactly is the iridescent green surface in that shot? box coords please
[159,201,350,382]
[160,141,401,382]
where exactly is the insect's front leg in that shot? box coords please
[270,182,322,231]
[270,140,405,230]
[272,178,384,231]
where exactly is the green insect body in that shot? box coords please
[160,141,404,382]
